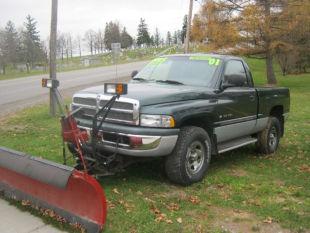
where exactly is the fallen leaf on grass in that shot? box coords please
[176,217,182,224]
[144,197,156,203]
[150,204,173,224]
[155,213,166,222]
[21,200,31,206]
[150,205,161,215]
[136,191,143,196]
[107,200,116,209]
[112,188,120,194]
[263,217,273,224]
[188,195,200,204]
[299,165,310,173]
[118,199,133,213]
[166,202,179,211]
[165,219,173,224]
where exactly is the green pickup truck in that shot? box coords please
[71,54,290,185]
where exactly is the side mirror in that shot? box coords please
[131,70,138,78]
[222,74,246,90]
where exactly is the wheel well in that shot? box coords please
[180,117,216,154]
[270,105,284,136]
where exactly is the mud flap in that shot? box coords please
[0,147,107,233]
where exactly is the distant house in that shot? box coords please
[80,56,101,67]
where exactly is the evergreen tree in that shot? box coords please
[173,31,178,44]
[150,35,155,46]
[22,15,44,71]
[120,27,133,49]
[104,21,121,50]
[154,28,161,47]
[166,31,172,46]
[181,15,187,43]
[3,21,20,66]
[136,18,151,46]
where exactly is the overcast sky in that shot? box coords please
[0,0,200,40]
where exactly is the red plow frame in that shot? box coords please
[0,146,107,233]
[0,114,107,232]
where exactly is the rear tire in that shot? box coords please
[165,126,211,186]
[256,117,281,154]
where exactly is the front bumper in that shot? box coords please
[77,120,179,157]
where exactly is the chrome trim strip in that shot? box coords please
[72,103,97,109]
[102,135,178,157]
[79,126,177,156]
[218,138,257,153]
[72,93,140,125]
[214,115,257,126]
[100,140,130,148]
[79,125,163,139]
[72,103,134,114]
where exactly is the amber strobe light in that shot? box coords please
[104,83,128,95]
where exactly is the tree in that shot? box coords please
[154,28,161,47]
[0,29,6,74]
[104,21,121,50]
[166,31,172,46]
[173,31,179,44]
[84,29,96,55]
[57,33,66,60]
[120,27,133,49]
[273,0,310,74]
[136,18,151,46]
[95,29,104,53]
[76,35,82,58]
[3,21,20,66]
[181,15,187,43]
[22,15,45,71]
[66,33,73,59]
[191,0,303,85]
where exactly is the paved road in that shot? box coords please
[0,199,66,233]
[0,61,148,116]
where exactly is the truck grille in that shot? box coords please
[72,95,139,125]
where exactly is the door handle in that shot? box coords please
[249,95,255,101]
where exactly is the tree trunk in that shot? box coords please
[266,48,277,85]
[26,63,30,73]
[263,0,277,85]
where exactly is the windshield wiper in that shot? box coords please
[156,80,184,85]
[132,77,148,81]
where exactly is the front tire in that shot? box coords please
[165,126,211,186]
[256,117,281,154]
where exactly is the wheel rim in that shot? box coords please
[268,126,278,150]
[185,141,205,176]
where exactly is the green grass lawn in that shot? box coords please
[0,58,309,233]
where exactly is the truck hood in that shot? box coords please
[77,82,214,106]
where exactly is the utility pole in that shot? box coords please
[184,0,194,53]
[49,0,58,116]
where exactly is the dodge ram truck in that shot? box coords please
[70,54,290,185]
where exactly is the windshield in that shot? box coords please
[133,56,221,86]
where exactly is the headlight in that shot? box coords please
[140,114,175,128]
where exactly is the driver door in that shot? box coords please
[214,60,258,143]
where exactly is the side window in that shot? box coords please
[224,60,248,87]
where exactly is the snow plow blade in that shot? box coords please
[0,147,107,233]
